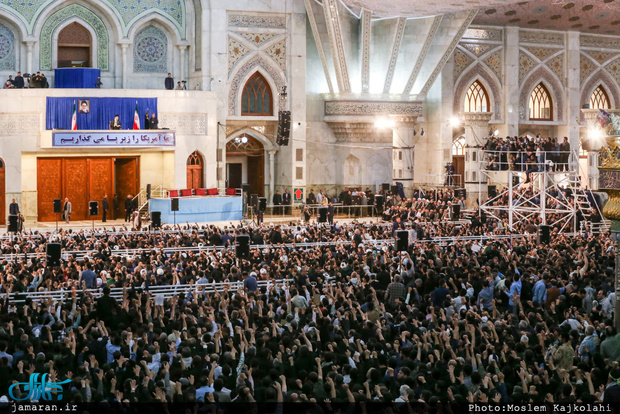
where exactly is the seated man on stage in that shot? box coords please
[109,114,121,130]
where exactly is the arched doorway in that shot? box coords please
[186,151,204,189]
[226,134,264,196]
[58,22,92,67]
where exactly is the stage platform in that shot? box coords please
[54,68,101,88]
[149,197,243,223]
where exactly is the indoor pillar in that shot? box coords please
[177,44,188,84]
[25,40,35,75]
[268,149,277,203]
[119,43,129,89]
[392,117,417,197]
[461,112,493,206]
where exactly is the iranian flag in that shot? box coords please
[133,102,140,130]
[71,100,77,130]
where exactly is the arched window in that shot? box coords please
[464,80,489,112]
[452,136,466,156]
[58,22,92,68]
[242,72,272,116]
[590,85,610,110]
[529,83,553,120]
[187,151,202,166]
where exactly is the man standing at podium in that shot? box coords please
[165,73,174,90]
[149,113,159,129]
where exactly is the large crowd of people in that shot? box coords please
[0,198,617,412]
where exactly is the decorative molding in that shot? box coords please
[454,63,503,122]
[158,114,206,135]
[453,48,475,82]
[580,53,598,85]
[360,8,371,94]
[264,38,286,72]
[524,47,560,62]
[420,10,477,96]
[228,35,251,74]
[40,4,109,71]
[482,49,502,85]
[518,51,537,85]
[227,14,286,29]
[0,23,14,71]
[383,17,406,94]
[403,15,442,95]
[323,0,350,92]
[600,146,620,169]
[304,0,334,94]
[581,35,620,50]
[133,25,168,73]
[237,32,279,47]
[519,66,565,122]
[324,100,422,116]
[460,42,494,58]
[605,57,620,85]
[546,53,565,86]
[0,114,39,135]
[461,112,493,127]
[463,28,502,41]
[228,55,285,116]
[519,31,564,46]
[586,51,619,66]
[325,122,394,143]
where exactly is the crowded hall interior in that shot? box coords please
[1,0,620,412]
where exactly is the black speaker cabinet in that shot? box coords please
[455,188,467,199]
[151,211,161,228]
[89,201,98,216]
[146,184,152,200]
[250,194,258,208]
[538,225,550,244]
[318,207,327,223]
[236,234,250,258]
[488,185,497,199]
[381,183,390,192]
[258,197,267,212]
[451,204,461,221]
[46,243,61,266]
[395,230,409,252]
[53,199,62,213]
[8,215,18,232]
[391,185,398,195]
[171,198,179,212]
[374,194,384,207]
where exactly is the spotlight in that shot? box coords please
[420,128,425,136]
[241,136,248,144]
[494,130,499,136]
[589,127,603,142]
[449,117,460,127]
[375,118,395,129]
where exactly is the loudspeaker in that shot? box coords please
[318,207,327,223]
[374,194,384,207]
[151,211,161,228]
[391,185,398,195]
[381,183,390,192]
[242,184,250,194]
[395,230,409,252]
[451,204,461,221]
[512,175,520,187]
[250,194,258,208]
[236,234,250,258]
[8,215,18,232]
[89,201,98,216]
[582,103,590,109]
[455,188,467,199]
[276,110,291,146]
[53,199,62,213]
[171,198,179,212]
[146,184,152,200]
[488,185,497,199]
[46,243,61,266]
[258,197,267,212]
[538,225,550,244]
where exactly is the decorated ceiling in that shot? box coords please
[473,0,620,35]
[340,0,524,18]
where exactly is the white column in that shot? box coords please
[503,27,519,137]
[25,41,35,74]
[558,31,581,171]
[119,43,129,89]
[462,112,493,206]
[268,149,277,203]
[392,118,416,196]
[177,44,188,82]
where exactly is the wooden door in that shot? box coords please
[227,163,242,189]
[247,155,264,197]
[88,158,114,220]
[115,158,139,218]
[186,151,203,189]
[453,155,465,187]
[63,158,89,220]
[37,159,63,222]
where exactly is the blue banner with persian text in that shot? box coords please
[52,131,175,147]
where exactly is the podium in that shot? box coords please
[54,68,101,88]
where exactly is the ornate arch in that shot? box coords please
[228,55,285,116]
[225,127,276,150]
[39,4,109,70]
[519,66,564,122]
[133,24,169,73]
[454,63,502,121]
[581,69,619,111]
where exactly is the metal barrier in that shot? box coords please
[8,279,294,304]
[479,149,577,172]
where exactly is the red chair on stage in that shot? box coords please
[169,190,179,198]
[225,188,237,196]
[195,188,207,196]
[207,188,219,196]
[180,189,193,197]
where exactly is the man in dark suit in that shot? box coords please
[165,73,174,90]
[282,189,291,215]
[149,113,159,129]
[327,202,335,225]
[144,110,150,130]
[124,194,133,222]
[272,190,282,215]
[13,72,23,89]
[9,198,19,215]
[102,194,109,222]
